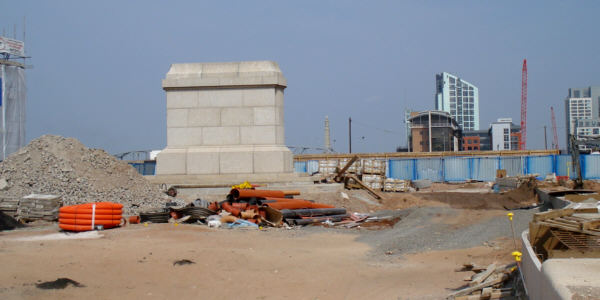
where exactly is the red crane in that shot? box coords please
[519,59,528,150]
[551,106,559,150]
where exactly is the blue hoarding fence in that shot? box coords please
[295,154,587,182]
[128,161,156,176]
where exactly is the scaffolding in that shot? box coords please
[0,36,27,160]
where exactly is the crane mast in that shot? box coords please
[519,59,528,150]
[551,106,559,150]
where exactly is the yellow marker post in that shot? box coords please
[507,212,518,250]
[512,251,522,262]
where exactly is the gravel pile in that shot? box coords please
[0,135,168,215]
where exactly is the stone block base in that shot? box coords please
[155,145,293,175]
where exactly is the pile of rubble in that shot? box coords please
[0,135,167,215]
[449,262,518,299]
[142,185,380,229]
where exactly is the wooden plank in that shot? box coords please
[333,155,358,182]
[533,209,574,222]
[574,207,599,214]
[448,273,508,298]
[583,219,600,230]
[490,290,512,299]
[469,263,496,287]
[548,249,600,259]
[347,174,383,200]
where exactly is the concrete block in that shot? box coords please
[202,127,240,145]
[197,90,214,107]
[209,89,243,107]
[167,127,203,147]
[220,149,253,174]
[158,61,292,177]
[155,149,187,175]
[276,106,284,125]
[275,88,284,107]
[243,88,275,107]
[283,150,293,172]
[254,107,277,126]
[187,148,220,174]
[201,62,239,76]
[167,90,198,108]
[221,107,254,126]
[276,125,285,145]
[162,61,287,89]
[167,109,188,128]
[188,108,221,127]
[252,146,293,173]
[240,126,277,145]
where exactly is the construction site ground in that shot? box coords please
[0,181,546,300]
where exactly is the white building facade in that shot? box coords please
[565,86,600,151]
[435,72,480,131]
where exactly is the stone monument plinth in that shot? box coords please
[155,61,294,182]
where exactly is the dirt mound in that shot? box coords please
[0,135,167,215]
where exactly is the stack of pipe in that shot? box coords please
[208,188,347,226]
[59,202,123,232]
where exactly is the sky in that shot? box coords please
[1,1,599,154]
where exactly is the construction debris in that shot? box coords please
[529,207,600,261]
[448,262,517,299]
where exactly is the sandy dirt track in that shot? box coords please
[0,221,516,300]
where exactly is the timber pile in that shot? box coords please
[529,207,600,261]
[448,262,516,300]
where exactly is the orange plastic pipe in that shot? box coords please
[263,197,335,209]
[230,189,286,199]
[221,202,241,217]
[59,208,123,215]
[59,223,118,231]
[60,202,123,210]
[59,213,122,220]
[59,219,121,226]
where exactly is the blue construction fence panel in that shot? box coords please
[470,157,498,182]
[388,159,415,180]
[294,160,320,174]
[294,161,307,173]
[583,155,600,179]
[443,157,470,182]
[500,157,523,177]
[526,155,553,178]
[128,161,156,175]
[556,155,576,179]
[295,154,598,182]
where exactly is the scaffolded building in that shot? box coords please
[0,36,27,160]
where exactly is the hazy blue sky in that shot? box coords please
[1,1,599,154]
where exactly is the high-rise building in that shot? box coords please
[565,86,600,151]
[490,118,521,151]
[435,72,480,131]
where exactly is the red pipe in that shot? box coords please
[221,202,241,217]
[230,189,286,199]
[263,197,335,209]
